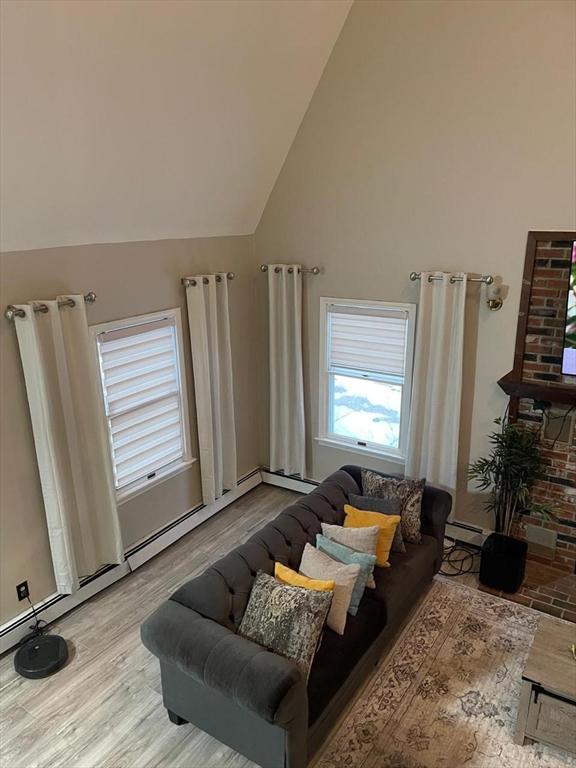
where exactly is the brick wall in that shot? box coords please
[522,240,573,385]
[514,240,576,575]
[515,398,575,574]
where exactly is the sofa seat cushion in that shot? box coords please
[372,534,437,625]
[307,594,387,725]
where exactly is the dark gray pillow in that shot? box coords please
[238,571,331,678]
[361,469,425,544]
[349,493,406,553]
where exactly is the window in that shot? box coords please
[92,309,193,502]
[318,297,416,461]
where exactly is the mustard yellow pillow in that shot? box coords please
[274,562,335,592]
[344,505,401,568]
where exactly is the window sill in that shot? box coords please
[116,458,197,506]
[315,437,405,465]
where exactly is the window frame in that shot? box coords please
[91,307,194,504]
[317,296,416,463]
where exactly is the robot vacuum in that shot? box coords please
[14,633,69,679]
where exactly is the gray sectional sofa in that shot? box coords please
[141,465,452,768]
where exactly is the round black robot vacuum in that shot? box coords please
[14,634,69,679]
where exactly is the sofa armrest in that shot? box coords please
[141,600,304,726]
[420,486,452,571]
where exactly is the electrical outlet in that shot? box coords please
[16,581,29,601]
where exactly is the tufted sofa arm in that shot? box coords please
[419,485,452,570]
[141,599,305,726]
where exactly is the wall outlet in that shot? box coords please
[16,581,29,601]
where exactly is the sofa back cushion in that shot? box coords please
[170,468,360,630]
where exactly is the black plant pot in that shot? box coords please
[479,532,527,593]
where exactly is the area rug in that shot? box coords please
[316,579,575,768]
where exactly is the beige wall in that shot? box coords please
[0,236,264,623]
[2,0,575,625]
[0,0,351,252]
[256,0,576,522]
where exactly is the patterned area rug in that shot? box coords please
[316,579,575,768]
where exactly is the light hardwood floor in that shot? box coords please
[0,484,301,768]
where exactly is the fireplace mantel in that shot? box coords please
[498,371,575,406]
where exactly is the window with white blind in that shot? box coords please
[318,297,416,460]
[91,309,193,502]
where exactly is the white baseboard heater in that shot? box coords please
[1,466,487,654]
[0,469,262,654]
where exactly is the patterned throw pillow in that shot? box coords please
[320,522,380,588]
[348,493,406,553]
[361,469,425,544]
[238,571,332,678]
[316,534,376,616]
[299,544,361,635]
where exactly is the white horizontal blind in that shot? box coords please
[328,304,409,378]
[96,317,185,489]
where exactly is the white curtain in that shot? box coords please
[406,272,467,490]
[13,296,123,594]
[267,264,306,478]
[185,274,237,505]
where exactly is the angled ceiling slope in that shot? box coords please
[0,0,351,252]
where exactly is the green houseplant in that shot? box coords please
[468,417,553,592]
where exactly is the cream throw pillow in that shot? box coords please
[321,522,379,589]
[299,543,361,635]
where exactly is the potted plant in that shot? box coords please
[468,417,554,593]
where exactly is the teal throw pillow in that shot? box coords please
[316,534,376,616]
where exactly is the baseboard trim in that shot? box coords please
[261,471,488,548]
[0,468,262,655]
[445,521,486,548]
[126,469,262,570]
[0,467,486,655]
[0,563,131,655]
[260,469,317,494]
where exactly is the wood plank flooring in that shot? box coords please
[0,485,301,768]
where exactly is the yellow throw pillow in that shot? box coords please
[274,562,335,592]
[344,505,401,568]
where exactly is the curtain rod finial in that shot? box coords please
[85,291,97,304]
[4,305,19,321]
[260,265,268,272]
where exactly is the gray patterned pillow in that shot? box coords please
[361,469,425,544]
[348,493,406,553]
[238,571,332,677]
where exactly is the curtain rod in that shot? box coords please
[181,272,235,288]
[4,292,97,322]
[260,264,320,275]
[409,271,494,285]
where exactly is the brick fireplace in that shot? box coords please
[513,240,576,574]
[489,235,576,620]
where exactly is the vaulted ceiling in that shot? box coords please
[0,0,351,252]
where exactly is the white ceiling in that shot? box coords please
[0,0,351,252]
